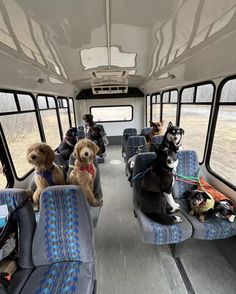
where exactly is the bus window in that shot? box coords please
[162,90,178,125]
[37,95,61,149]
[146,94,151,126]
[0,92,41,178]
[210,79,236,184]
[69,98,76,126]
[57,97,70,137]
[180,83,214,162]
[90,105,133,122]
[151,94,160,122]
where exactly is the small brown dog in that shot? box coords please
[146,120,164,151]
[27,142,65,206]
[68,138,103,207]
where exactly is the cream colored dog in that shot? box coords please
[27,142,65,206]
[68,138,103,207]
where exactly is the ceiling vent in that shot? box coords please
[90,70,128,94]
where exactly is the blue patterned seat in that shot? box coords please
[150,135,163,151]
[122,128,137,160]
[140,127,152,136]
[126,136,148,163]
[20,185,96,294]
[173,150,236,240]
[132,153,193,245]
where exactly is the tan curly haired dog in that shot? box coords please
[27,142,65,206]
[68,138,103,207]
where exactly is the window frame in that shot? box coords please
[89,105,134,123]
[161,89,179,125]
[206,76,236,190]
[0,89,42,180]
[69,97,76,127]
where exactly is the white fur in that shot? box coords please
[164,192,180,212]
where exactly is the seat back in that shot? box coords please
[96,124,106,137]
[0,189,36,269]
[76,129,85,140]
[32,185,95,266]
[140,127,152,136]
[122,128,137,157]
[126,136,148,162]
[173,150,199,199]
[132,152,156,205]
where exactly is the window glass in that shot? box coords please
[37,95,47,109]
[162,104,177,126]
[69,98,76,126]
[210,105,236,184]
[91,106,132,122]
[181,87,194,103]
[0,93,17,112]
[156,94,161,104]
[220,80,236,102]
[196,84,214,103]
[152,104,160,122]
[146,95,150,126]
[180,105,211,161]
[58,98,70,137]
[18,94,35,110]
[162,92,169,103]
[170,91,178,103]
[47,96,56,108]
[0,161,7,188]
[0,113,41,177]
[40,110,61,149]
[152,95,156,104]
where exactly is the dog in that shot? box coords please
[146,121,164,151]
[160,122,184,151]
[138,143,181,225]
[88,126,106,157]
[57,127,78,162]
[185,190,215,222]
[68,138,103,207]
[27,142,65,206]
[214,200,235,222]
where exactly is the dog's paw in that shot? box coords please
[170,203,180,213]
[91,199,103,207]
[189,210,195,216]
[174,216,182,223]
[26,189,33,199]
[199,215,205,222]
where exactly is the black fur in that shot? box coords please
[214,200,235,220]
[88,126,106,156]
[139,144,180,225]
[57,128,77,161]
[160,122,184,151]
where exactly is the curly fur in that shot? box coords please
[27,142,65,205]
[68,138,103,207]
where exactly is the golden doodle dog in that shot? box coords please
[27,142,65,206]
[68,138,103,207]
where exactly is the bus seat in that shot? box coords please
[132,153,193,245]
[67,154,103,228]
[173,150,236,240]
[150,135,163,151]
[77,125,84,131]
[96,124,106,137]
[0,189,36,294]
[76,129,86,140]
[121,128,137,160]
[18,185,96,294]
[140,127,152,136]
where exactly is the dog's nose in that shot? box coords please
[167,159,171,164]
[84,152,89,157]
[31,155,37,160]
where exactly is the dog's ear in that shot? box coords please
[167,122,173,129]
[45,144,55,167]
[149,121,154,127]
[180,128,185,135]
[91,141,99,156]
[202,192,211,200]
[183,191,192,198]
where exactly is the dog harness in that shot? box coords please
[78,164,95,177]
[36,166,56,186]
[192,194,215,214]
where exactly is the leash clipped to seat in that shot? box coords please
[131,168,151,182]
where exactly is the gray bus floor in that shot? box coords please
[95,145,236,294]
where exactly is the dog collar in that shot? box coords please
[78,164,95,177]
[36,165,56,186]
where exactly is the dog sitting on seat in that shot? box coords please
[160,122,184,151]
[27,142,65,207]
[185,190,215,222]
[139,143,181,225]
[88,126,106,157]
[68,138,103,207]
[214,200,235,222]
[146,121,164,151]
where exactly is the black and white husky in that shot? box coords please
[139,143,181,225]
[160,122,184,151]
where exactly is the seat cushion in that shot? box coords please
[135,208,193,245]
[20,261,95,294]
[178,199,236,240]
